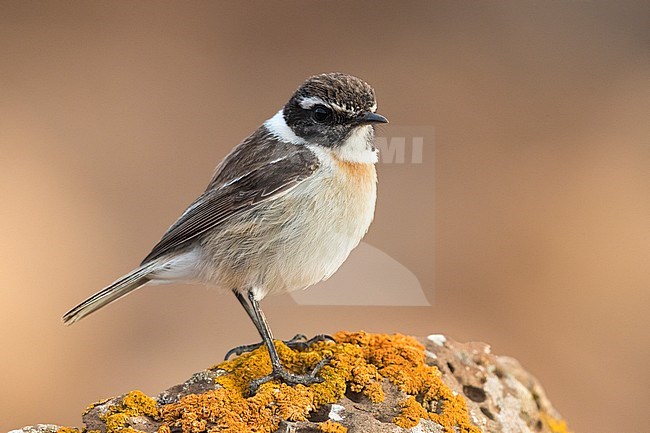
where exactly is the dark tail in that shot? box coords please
[62,263,155,325]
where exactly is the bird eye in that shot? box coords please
[312,105,332,123]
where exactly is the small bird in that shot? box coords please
[63,72,388,393]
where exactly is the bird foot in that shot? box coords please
[249,356,329,395]
[224,333,334,360]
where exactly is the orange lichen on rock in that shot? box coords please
[542,413,573,433]
[392,396,428,428]
[318,420,348,432]
[157,331,480,433]
[336,332,480,433]
[102,390,160,432]
[56,428,101,433]
[56,428,82,433]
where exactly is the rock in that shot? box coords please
[9,425,61,433]
[13,332,572,433]
[419,335,568,433]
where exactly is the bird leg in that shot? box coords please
[225,333,305,360]
[229,289,329,395]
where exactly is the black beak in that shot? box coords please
[359,111,389,124]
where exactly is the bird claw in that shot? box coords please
[224,333,334,360]
[249,356,330,395]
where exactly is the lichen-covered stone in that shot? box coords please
[419,335,570,433]
[9,425,66,433]
[13,332,572,433]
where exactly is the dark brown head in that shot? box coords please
[282,73,388,148]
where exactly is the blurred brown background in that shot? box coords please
[1,1,648,432]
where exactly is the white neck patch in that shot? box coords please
[264,110,307,145]
[334,125,378,164]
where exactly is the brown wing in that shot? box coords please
[141,149,319,264]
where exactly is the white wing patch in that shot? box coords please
[221,155,290,188]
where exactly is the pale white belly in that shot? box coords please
[197,161,377,299]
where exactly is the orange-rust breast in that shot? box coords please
[332,155,377,186]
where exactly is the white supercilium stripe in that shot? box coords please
[299,96,349,114]
[264,110,307,145]
[298,96,327,109]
